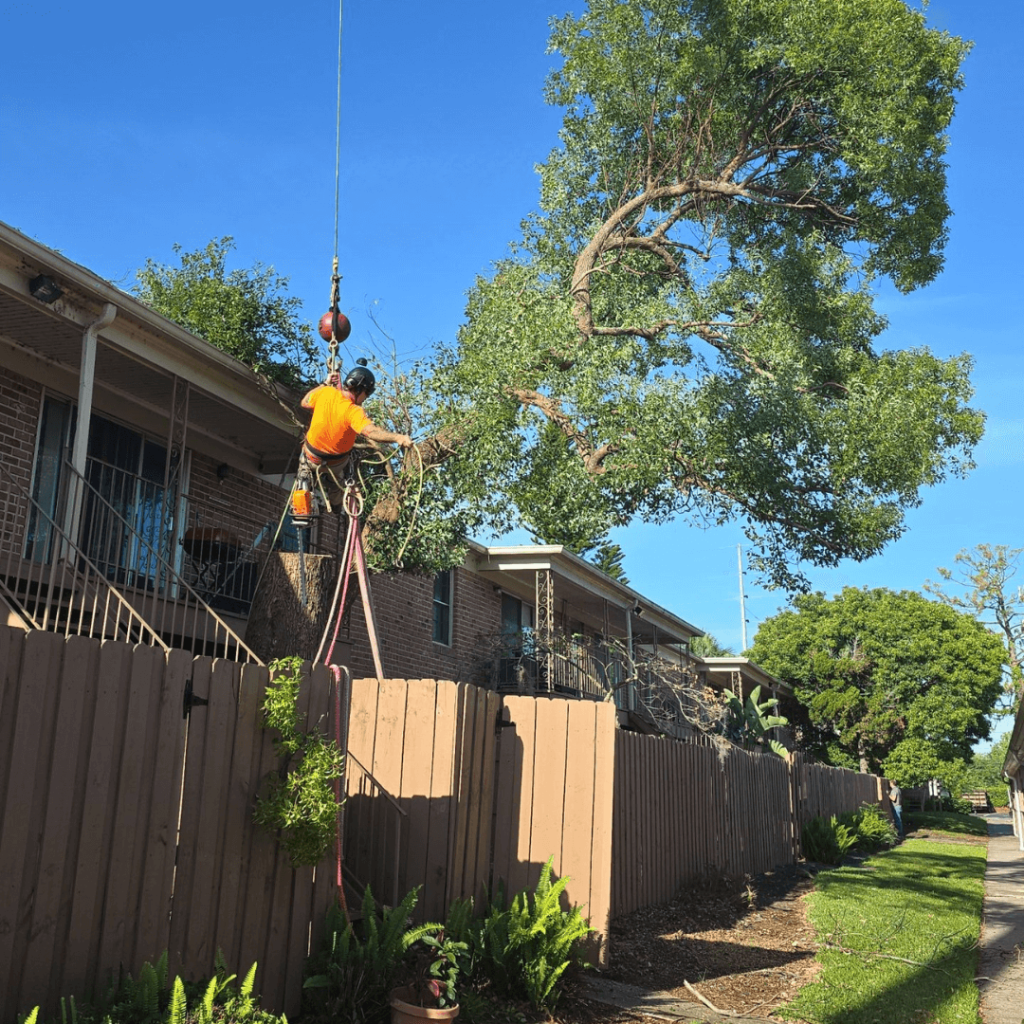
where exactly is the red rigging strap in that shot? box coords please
[316,485,385,682]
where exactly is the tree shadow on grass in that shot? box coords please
[783,933,979,1024]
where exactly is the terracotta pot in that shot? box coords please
[389,986,459,1024]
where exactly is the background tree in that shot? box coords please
[691,633,734,659]
[925,544,1023,705]
[430,0,980,590]
[135,237,321,388]
[748,587,1005,780]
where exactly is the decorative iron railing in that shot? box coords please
[1,454,262,663]
[476,629,716,733]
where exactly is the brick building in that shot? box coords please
[0,219,318,659]
[1,221,768,724]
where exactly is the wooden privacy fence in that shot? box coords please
[343,677,504,924]
[793,752,886,828]
[342,686,616,958]
[612,733,888,918]
[1,628,888,1021]
[0,628,337,1023]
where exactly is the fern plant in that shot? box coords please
[447,858,592,1010]
[253,656,344,867]
[26,955,279,1024]
[304,885,440,1024]
[801,814,858,865]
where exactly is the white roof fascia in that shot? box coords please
[466,540,703,640]
[701,656,791,694]
[0,221,301,430]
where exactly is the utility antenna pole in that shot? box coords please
[737,544,748,651]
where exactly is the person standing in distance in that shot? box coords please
[889,779,904,839]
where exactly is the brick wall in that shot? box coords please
[0,368,43,493]
[181,450,343,556]
[340,565,501,683]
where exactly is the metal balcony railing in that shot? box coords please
[1,454,262,663]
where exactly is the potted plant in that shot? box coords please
[389,930,467,1023]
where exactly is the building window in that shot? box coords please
[433,570,452,645]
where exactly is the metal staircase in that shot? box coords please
[0,455,262,663]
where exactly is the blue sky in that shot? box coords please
[2,1,1021,741]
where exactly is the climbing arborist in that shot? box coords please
[301,364,413,465]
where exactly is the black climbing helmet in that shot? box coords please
[343,365,376,397]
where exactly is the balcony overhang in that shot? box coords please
[0,221,303,476]
[699,656,793,697]
[466,540,701,649]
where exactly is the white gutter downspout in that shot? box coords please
[625,604,635,711]
[62,303,117,553]
[72,303,117,475]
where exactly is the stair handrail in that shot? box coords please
[55,457,263,664]
[0,457,171,650]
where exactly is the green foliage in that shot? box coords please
[926,543,1024,705]
[26,954,281,1024]
[986,784,1010,809]
[722,684,788,755]
[408,932,468,1009]
[749,587,1005,774]
[424,0,981,591]
[445,859,592,1010]
[587,541,628,584]
[253,657,344,868]
[135,237,319,388]
[304,886,439,1024]
[164,959,274,1024]
[691,633,734,659]
[113,952,167,1024]
[955,732,1013,810]
[801,814,858,865]
[838,803,898,852]
[355,355,477,577]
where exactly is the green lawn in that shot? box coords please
[778,837,987,1024]
[905,811,990,839]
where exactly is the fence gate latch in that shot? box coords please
[182,677,209,719]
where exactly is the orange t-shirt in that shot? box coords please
[304,386,370,455]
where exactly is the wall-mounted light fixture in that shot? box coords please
[216,463,230,483]
[28,274,63,304]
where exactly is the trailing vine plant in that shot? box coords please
[253,656,344,867]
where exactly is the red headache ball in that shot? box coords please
[318,310,351,343]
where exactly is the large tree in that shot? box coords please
[925,544,1024,704]
[425,0,981,589]
[748,587,1005,781]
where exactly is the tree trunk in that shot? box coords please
[245,552,339,663]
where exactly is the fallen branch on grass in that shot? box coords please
[821,942,971,975]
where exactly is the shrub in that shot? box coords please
[987,784,1010,809]
[841,803,898,851]
[801,814,858,865]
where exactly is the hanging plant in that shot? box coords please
[253,656,344,867]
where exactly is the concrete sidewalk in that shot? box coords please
[978,812,1024,1024]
